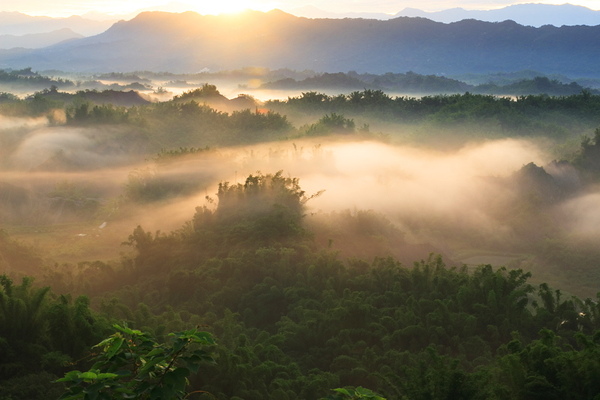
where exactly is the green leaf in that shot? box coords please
[333,388,353,396]
[171,330,215,345]
[96,373,119,380]
[94,337,116,349]
[114,324,143,336]
[355,387,372,395]
[80,371,98,381]
[106,337,125,359]
[145,348,164,358]
[56,370,83,383]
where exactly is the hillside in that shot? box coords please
[2,10,600,77]
[0,28,83,50]
[0,11,115,36]
[2,80,600,399]
[290,3,600,27]
[396,3,600,27]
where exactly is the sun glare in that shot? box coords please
[193,0,266,15]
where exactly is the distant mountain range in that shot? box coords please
[1,3,598,50]
[2,10,600,77]
[290,4,600,27]
[0,28,83,50]
[0,12,115,36]
[395,4,600,27]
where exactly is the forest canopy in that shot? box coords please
[1,80,600,399]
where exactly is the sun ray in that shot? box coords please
[189,0,263,15]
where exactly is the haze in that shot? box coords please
[4,0,600,18]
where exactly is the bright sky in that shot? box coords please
[3,0,600,18]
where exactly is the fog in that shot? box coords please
[2,109,599,293]
[560,192,600,240]
[0,115,48,130]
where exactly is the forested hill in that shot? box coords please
[2,172,600,399]
[3,10,600,76]
[4,85,600,397]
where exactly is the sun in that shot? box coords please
[191,0,266,15]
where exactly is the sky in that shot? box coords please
[2,0,600,18]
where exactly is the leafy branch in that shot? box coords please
[57,324,215,400]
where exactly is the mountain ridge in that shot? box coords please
[2,10,600,77]
[394,3,600,27]
[0,28,83,49]
[286,3,600,27]
[0,11,115,36]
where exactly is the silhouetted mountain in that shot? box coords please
[0,28,83,49]
[397,3,600,27]
[2,10,600,77]
[0,12,115,36]
[287,5,392,20]
[288,3,600,27]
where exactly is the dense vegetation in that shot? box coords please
[2,67,599,96]
[262,72,596,96]
[2,82,600,399]
[2,172,600,399]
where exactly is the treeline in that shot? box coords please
[0,68,152,92]
[262,71,596,96]
[0,85,294,154]
[270,89,600,122]
[5,86,600,148]
[0,68,74,89]
[5,67,598,97]
[2,172,600,399]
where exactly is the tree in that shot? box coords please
[57,324,216,400]
[321,386,386,400]
[192,171,322,244]
[306,113,356,136]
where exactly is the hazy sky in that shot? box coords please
[3,1,600,18]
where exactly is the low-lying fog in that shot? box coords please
[2,110,600,297]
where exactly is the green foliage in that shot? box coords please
[267,89,600,138]
[84,172,600,399]
[57,324,215,400]
[25,91,64,115]
[0,274,108,391]
[190,171,322,247]
[173,84,223,101]
[490,329,600,399]
[322,386,386,400]
[0,91,20,103]
[228,109,292,140]
[0,371,65,400]
[574,127,600,177]
[0,68,74,88]
[306,113,356,136]
[66,102,129,125]
[5,83,600,399]
[0,275,50,346]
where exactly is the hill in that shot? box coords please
[396,3,600,27]
[2,10,600,77]
[288,3,600,27]
[0,11,115,36]
[0,28,83,49]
